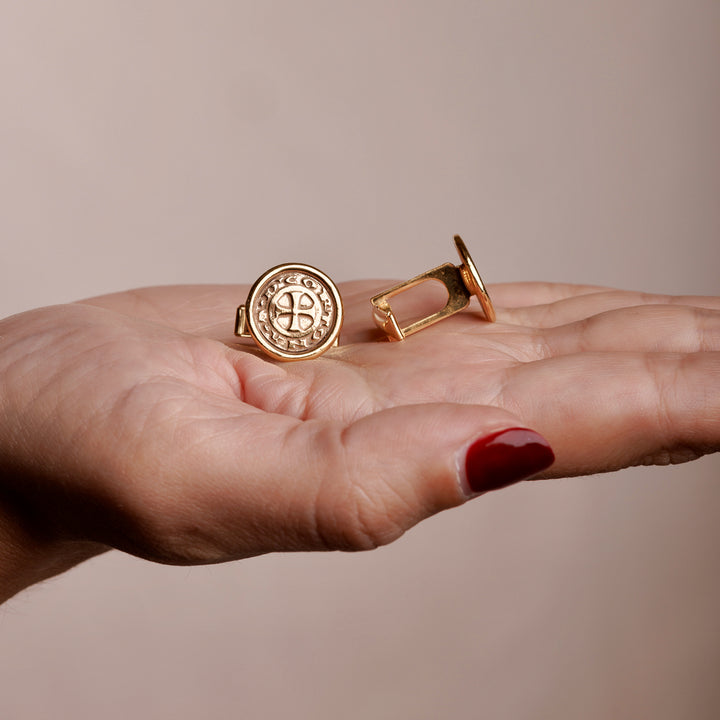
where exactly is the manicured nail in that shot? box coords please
[464,428,554,496]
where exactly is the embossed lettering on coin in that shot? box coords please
[251,269,338,355]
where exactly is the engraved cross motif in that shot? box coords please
[272,287,321,335]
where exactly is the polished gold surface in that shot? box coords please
[235,263,343,361]
[370,235,495,341]
[454,235,496,323]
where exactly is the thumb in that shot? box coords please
[125,404,554,563]
[298,403,555,552]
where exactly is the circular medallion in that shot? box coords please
[245,263,343,360]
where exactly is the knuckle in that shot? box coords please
[644,354,678,437]
[313,483,408,552]
[309,427,409,552]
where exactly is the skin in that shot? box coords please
[0,280,718,603]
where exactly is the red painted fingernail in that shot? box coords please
[465,428,555,495]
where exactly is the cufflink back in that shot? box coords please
[235,263,343,361]
[370,235,495,341]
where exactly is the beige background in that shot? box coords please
[1,2,719,718]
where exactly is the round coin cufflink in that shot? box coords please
[370,235,496,341]
[235,263,343,361]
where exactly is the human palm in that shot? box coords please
[0,280,718,588]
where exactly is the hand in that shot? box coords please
[1,281,718,601]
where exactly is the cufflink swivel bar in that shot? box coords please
[370,235,495,341]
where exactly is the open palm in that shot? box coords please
[1,280,718,583]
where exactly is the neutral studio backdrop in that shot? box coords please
[1,2,719,718]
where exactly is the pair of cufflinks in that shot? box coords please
[234,235,496,361]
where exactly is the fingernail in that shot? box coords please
[463,428,555,496]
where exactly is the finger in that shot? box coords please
[106,404,553,563]
[538,305,720,356]
[78,284,246,336]
[501,351,720,476]
[489,281,611,308]
[502,289,720,328]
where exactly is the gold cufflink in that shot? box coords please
[235,263,343,361]
[370,235,496,341]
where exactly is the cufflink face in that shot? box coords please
[370,235,496,341]
[235,263,343,361]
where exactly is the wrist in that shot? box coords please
[0,489,106,604]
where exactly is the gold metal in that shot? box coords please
[370,235,495,341]
[235,263,343,361]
